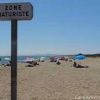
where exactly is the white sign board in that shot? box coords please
[0,2,33,20]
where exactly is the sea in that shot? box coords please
[0,55,51,64]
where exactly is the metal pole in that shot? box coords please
[11,20,17,100]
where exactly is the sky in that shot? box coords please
[0,0,100,56]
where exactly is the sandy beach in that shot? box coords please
[0,57,100,100]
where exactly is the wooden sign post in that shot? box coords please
[11,20,17,100]
[0,2,33,100]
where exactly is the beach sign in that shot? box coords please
[0,2,33,100]
[0,2,33,20]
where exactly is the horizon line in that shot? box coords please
[0,53,100,56]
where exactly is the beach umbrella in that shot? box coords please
[74,54,86,61]
[73,54,87,66]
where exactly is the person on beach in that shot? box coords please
[32,61,39,66]
[73,61,88,68]
[56,58,61,65]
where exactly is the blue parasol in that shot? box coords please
[74,54,86,61]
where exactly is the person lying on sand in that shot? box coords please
[73,61,88,68]
[2,61,11,67]
[26,61,39,67]
[32,61,39,66]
